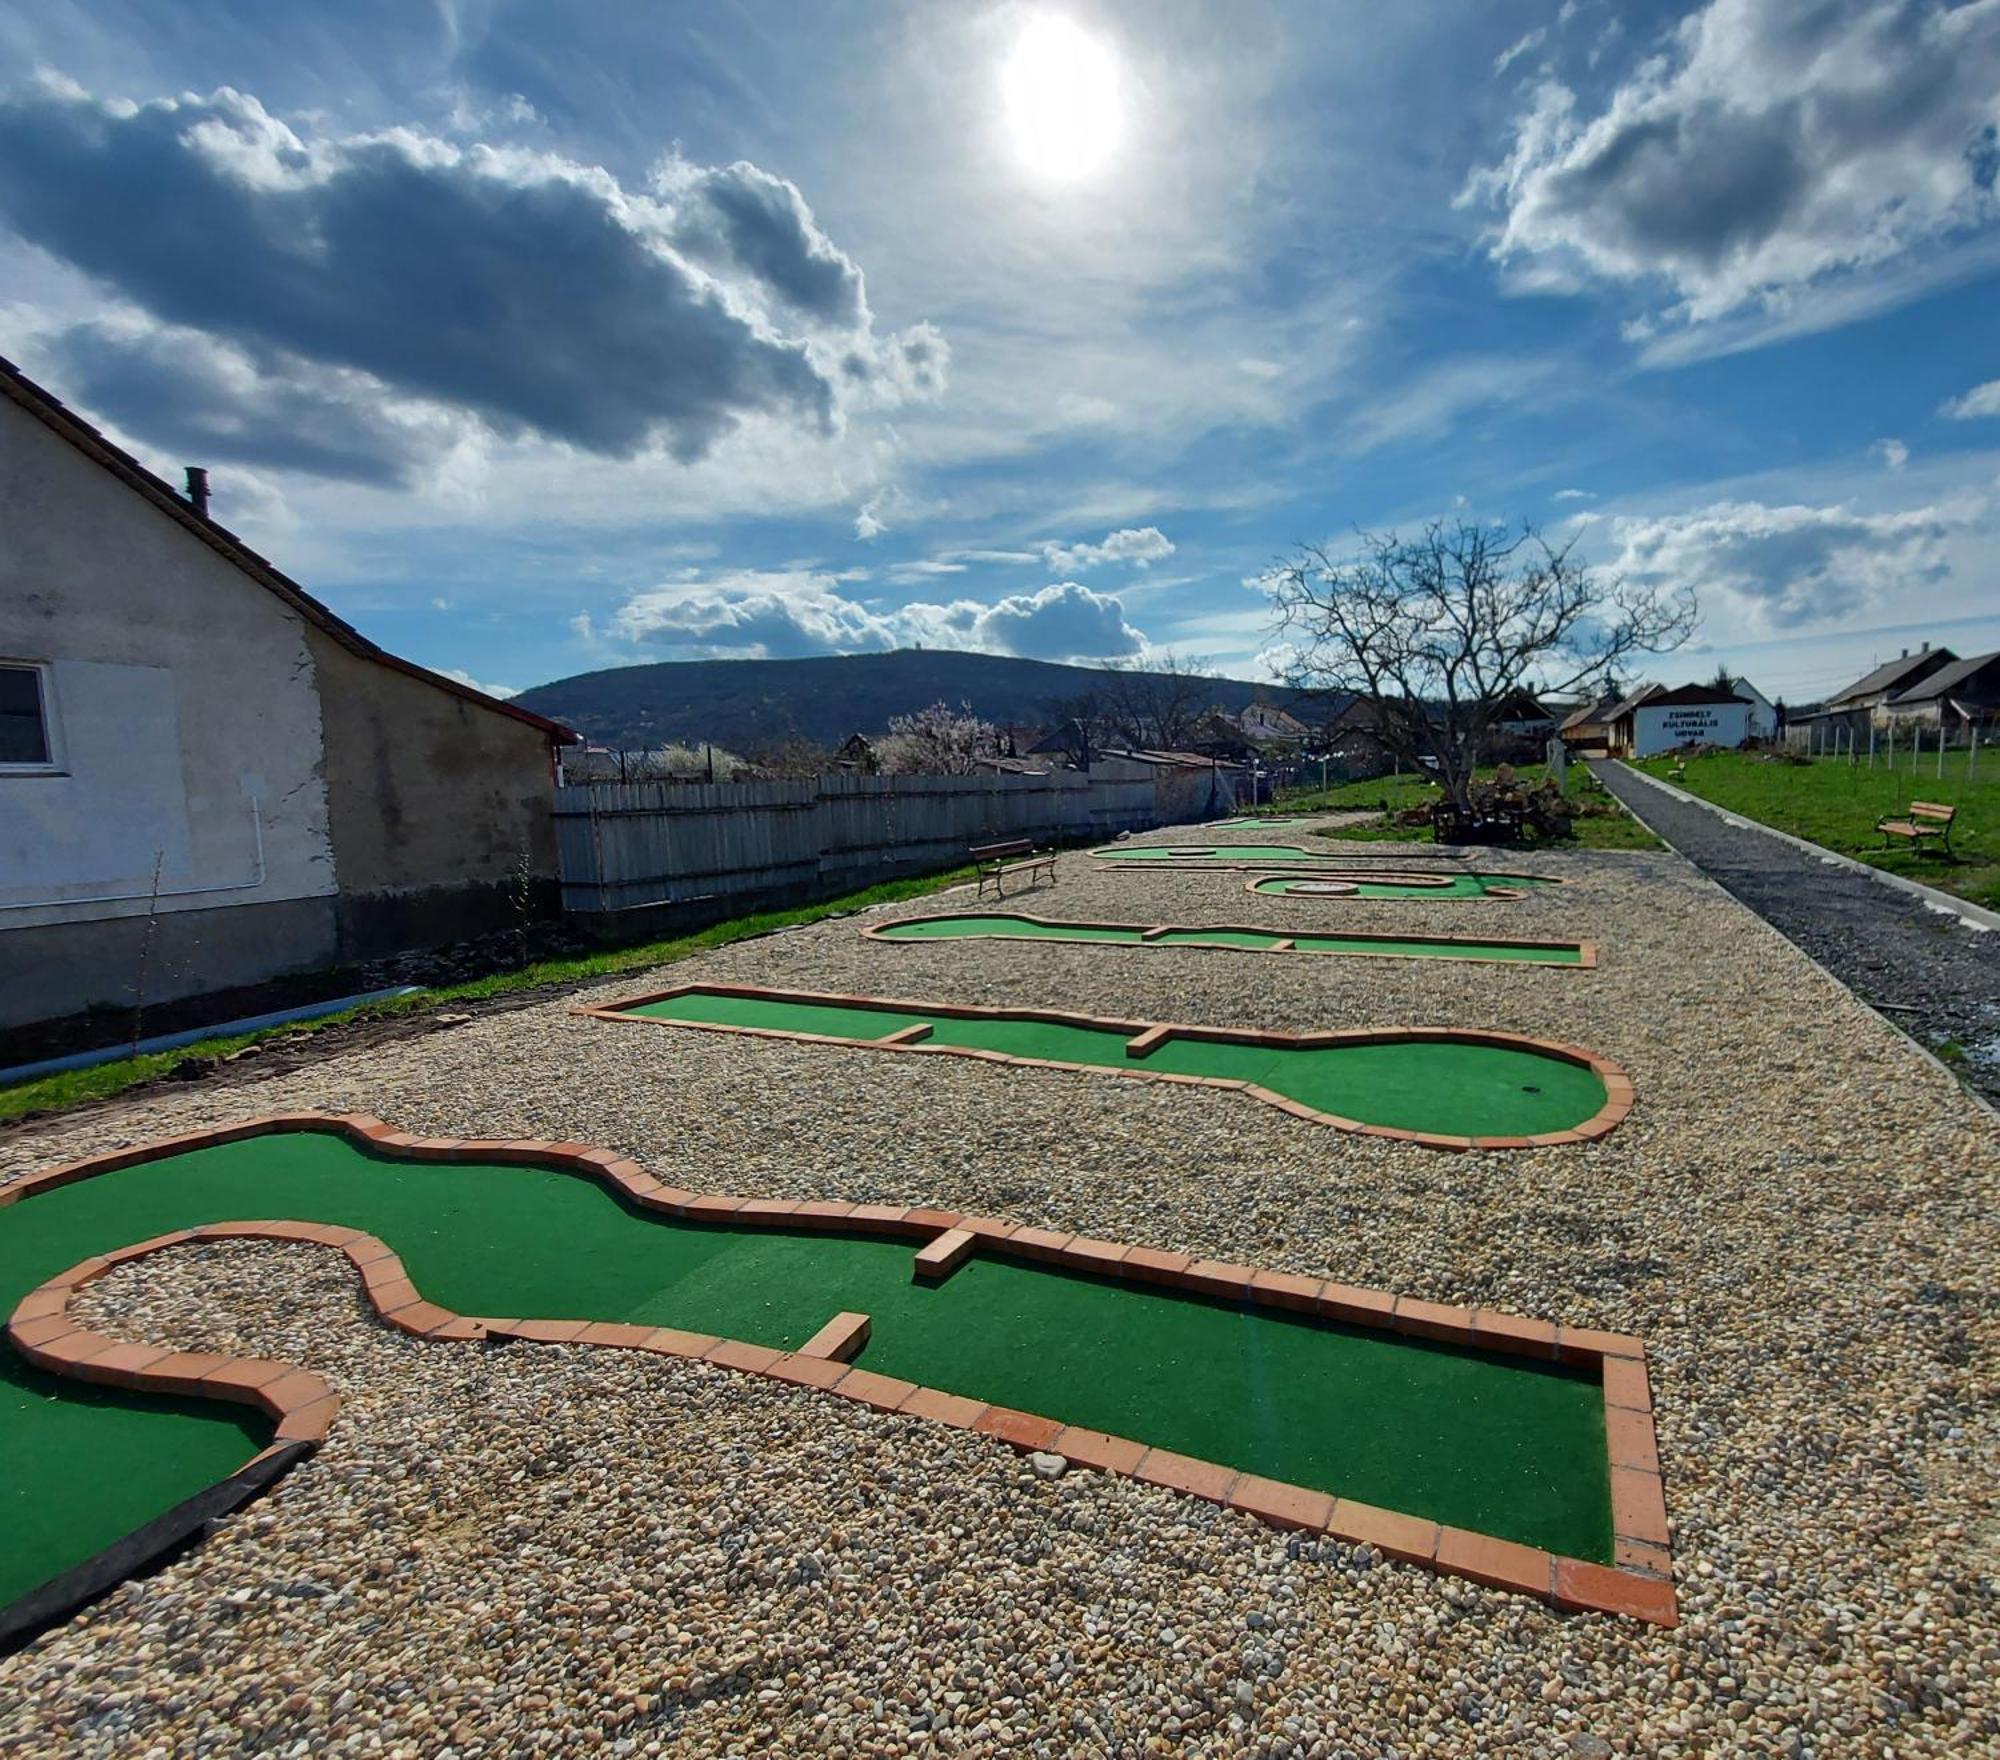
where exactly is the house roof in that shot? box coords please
[1604,683,1665,724]
[1827,648,1956,707]
[1884,649,2000,704]
[1639,684,1755,710]
[1559,695,1620,732]
[0,354,576,745]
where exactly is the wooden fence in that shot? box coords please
[553,762,1235,914]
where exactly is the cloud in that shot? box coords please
[605,571,1146,662]
[1039,526,1175,571]
[1940,377,2000,419]
[1553,487,1595,501]
[1600,495,1976,627]
[0,81,944,479]
[42,312,472,488]
[435,667,520,699]
[1872,437,1910,471]
[1493,28,1547,76]
[1462,0,2000,330]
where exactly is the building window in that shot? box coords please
[0,662,57,771]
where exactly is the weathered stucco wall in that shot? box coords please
[0,397,339,1027]
[306,631,557,957]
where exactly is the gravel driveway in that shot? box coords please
[2,826,1994,1758]
[1592,760,2000,1109]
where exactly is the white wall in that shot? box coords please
[0,397,336,933]
[1632,701,1753,757]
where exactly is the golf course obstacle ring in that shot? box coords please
[1,1113,1676,1638]
[583,984,1632,1148]
[862,911,1597,968]
[1246,871,1557,901]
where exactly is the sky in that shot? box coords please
[1,0,1997,707]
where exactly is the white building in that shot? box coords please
[1720,676,1777,740]
[1611,684,1754,757]
[1,355,575,1031]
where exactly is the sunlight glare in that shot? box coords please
[1000,12,1124,185]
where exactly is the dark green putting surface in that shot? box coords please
[1093,842,1333,861]
[0,1347,266,1607]
[0,1132,1612,1603]
[872,912,1586,965]
[622,990,1609,1138]
[1252,872,1552,899]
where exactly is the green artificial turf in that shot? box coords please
[872,913,1585,965]
[0,1132,1613,1602]
[1249,872,1552,898]
[621,990,1608,1137]
[0,1348,267,1607]
[1091,843,1330,862]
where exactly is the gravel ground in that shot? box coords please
[1592,761,2000,1109]
[2,831,1995,1758]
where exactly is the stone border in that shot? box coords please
[579,984,1633,1151]
[861,911,1598,969]
[1,1114,1675,1627]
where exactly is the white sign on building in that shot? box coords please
[1631,701,1752,757]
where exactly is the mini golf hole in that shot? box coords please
[1522,1084,1541,1094]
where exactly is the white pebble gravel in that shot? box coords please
[2,835,1994,1757]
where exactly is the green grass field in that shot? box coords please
[1632,750,1999,909]
[1249,768,1661,851]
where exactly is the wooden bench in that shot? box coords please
[971,837,1057,899]
[1877,800,1957,855]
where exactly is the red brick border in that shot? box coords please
[860,911,1598,969]
[2,1114,1673,1627]
[576,984,1633,1152]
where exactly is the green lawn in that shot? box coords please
[1631,751,1999,909]
[1249,768,1661,851]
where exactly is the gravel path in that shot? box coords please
[2,829,1995,1757]
[1592,761,2000,1109]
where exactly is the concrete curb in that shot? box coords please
[1610,762,2000,934]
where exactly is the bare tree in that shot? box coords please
[873,701,999,774]
[1099,652,1217,750]
[1267,519,1695,813]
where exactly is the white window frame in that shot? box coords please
[0,658,65,776]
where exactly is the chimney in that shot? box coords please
[1920,640,1929,654]
[184,466,210,520]
[1900,647,1909,658]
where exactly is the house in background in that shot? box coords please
[1719,676,1777,740]
[1607,683,1755,757]
[1823,645,1957,726]
[0,357,576,1032]
[1878,649,2000,733]
[1557,694,1622,757]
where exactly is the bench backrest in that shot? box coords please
[970,837,1036,860]
[1909,802,1957,822]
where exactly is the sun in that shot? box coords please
[1000,12,1124,185]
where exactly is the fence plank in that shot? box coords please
[552,766,1222,912]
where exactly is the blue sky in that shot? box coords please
[2,0,1997,706]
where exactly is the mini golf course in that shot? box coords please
[1093,842,1361,864]
[1248,872,1554,900]
[2,1119,1676,1633]
[865,911,1594,967]
[585,985,1629,1147]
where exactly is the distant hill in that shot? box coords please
[513,649,1309,752]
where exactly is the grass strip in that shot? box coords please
[0,868,977,1125]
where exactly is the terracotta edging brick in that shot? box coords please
[2,1114,1674,1630]
[576,985,1632,1153]
[860,911,1595,969]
